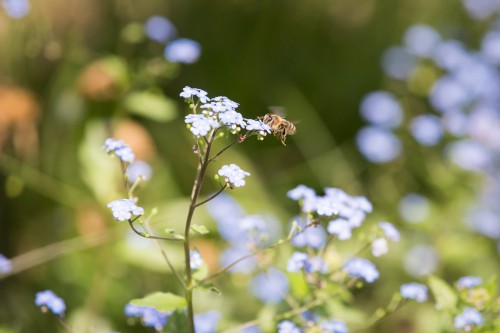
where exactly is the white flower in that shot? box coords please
[126,161,152,183]
[190,249,203,270]
[378,222,400,241]
[245,119,271,134]
[218,110,246,127]
[218,164,250,188]
[185,114,219,137]
[327,219,352,240]
[180,86,209,103]
[107,199,144,221]
[103,138,135,163]
[372,238,389,257]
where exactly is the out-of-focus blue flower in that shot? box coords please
[126,161,152,183]
[206,193,245,240]
[321,319,349,333]
[454,307,484,330]
[291,217,327,249]
[185,114,220,137]
[0,253,12,274]
[462,0,500,20]
[287,184,316,201]
[466,206,500,238]
[343,258,379,283]
[404,24,441,57]
[378,222,400,241]
[432,40,469,71]
[220,247,257,273]
[277,320,300,333]
[180,86,210,103]
[457,276,483,289]
[371,238,389,257]
[194,311,221,333]
[103,138,135,163]
[410,115,443,146]
[356,126,402,163]
[306,256,328,274]
[468,104,500,151]
[164,38,201,64]
[327,219,352,240]
[218,164,250,188]
[359,91,403,129]
[240,325,261,333]
[286,252,309,272]
[398,193,430,224]
[381,46,417,80]
[2,0,30,19]
[404,244,439,277]
[446,140,494,172]
[124,304,171,330]
[144,16,177,43]
[429,76,471,113]
[35,290,66,317]
[400,282,428,302]
[107,199,144,221]
[190,249,203,270]
[124,303,144,317]
[239,215,274,246]
[249,268,289,304]
[481,31,500,65]
[442,110,469,136]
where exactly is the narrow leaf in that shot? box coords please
[428,275,458,311]
[130,292,186,312]
[190,224,210,235]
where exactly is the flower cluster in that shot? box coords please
[125,304,171,331]
[286,251,328,274]
[454,307,484,330]
[103,138,135,163]
[107,199,144,221]
[343,258,379,283]
[217,164,251,188]
[400,282,428,302]
[35,290,66,317]
[181,87,271,139]
[144,16,201,64]
[457,276,483,289]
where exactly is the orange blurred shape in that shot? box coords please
[0,85,40,160]
[114,119,156,161]
[77,61,119,101]
[75,203,107,236]
[191,239,220,273]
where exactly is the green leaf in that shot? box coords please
[164,309,189,333]
[428,275,458,311]
[190,224,210,235]
[164,228,185,240]
[124,91,177,122]
[196,283,222,295]
[130,292,186,312]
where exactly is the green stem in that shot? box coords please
[194,184,227,208]
[128,219,183,242]
[183,130,217,333]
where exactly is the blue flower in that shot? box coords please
[381,46,417,80]
[291,218,327,249]
[454,307,483,330]
[194,311,220,333]
[287,252,309,272]
[410,115,443,146]
[107,199,144,221]
[245,119,271,136]
[218,110,246,129]
[103,138,135,163]
[403,24,441,58]
[360,91,403,129]
[35,290,66,317]
[164,38,201,64]
[126,161,152,183]
[378,222,400,241]
[371,238,389,257]
[249,268,289,304]
[124,304,171,331]
[400,282,428,302]
[321,319,349,333]
[2,0,30,19]
[185,114,220,137]
[218,164,250,188]
[180,86,210,103]
[343,258,379,283]
[277,320,300,333]
[144,16,177,43]
[398,194,430,224]
[356,126,402,163]
[190,249,203,270]
[220,247,257,273]
[457,276,483,289]
[327,219,352,240]
[0,253,12,274]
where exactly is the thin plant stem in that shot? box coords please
[208,140,239,163]
[128,219,183,242]
[194,184,227,208]
[183,129,217,333]
[202,222,315,283]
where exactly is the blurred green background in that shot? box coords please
[1,0,498,332]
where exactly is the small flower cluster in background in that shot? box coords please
[144,16,201,64]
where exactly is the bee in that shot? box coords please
[259,113,297,146]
